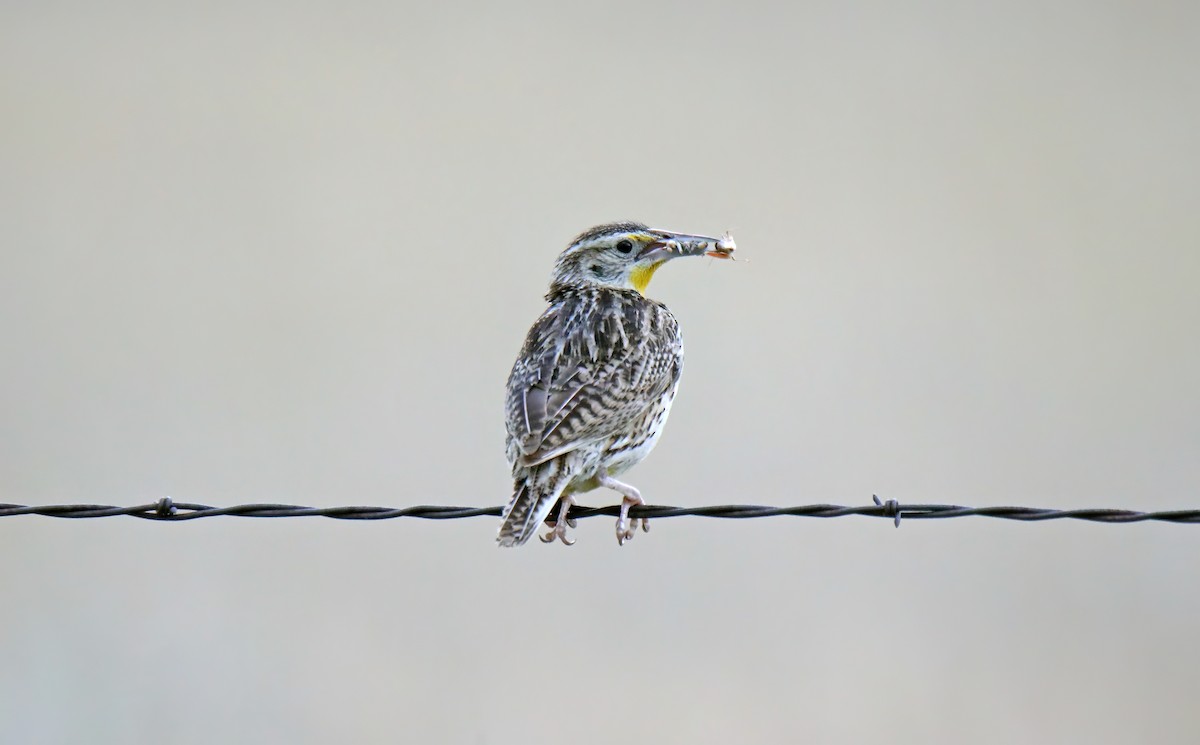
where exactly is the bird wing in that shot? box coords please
[505,296,680,467]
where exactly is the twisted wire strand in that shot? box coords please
[1,497,1198,525]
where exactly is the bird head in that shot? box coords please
[549,222,735,296]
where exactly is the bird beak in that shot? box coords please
[639,230,736,263]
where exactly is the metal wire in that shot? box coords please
[1,496,1198,526]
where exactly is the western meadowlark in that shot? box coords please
[498,222,735,547]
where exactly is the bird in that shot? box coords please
[498,221,735,547]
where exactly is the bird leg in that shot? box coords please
[539,495,577,546]
[599,476,649,545]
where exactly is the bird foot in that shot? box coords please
[540,496,577,546]
[616,494,650,546]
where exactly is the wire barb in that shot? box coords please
[873,494,902,527]
[0,499,1198,524]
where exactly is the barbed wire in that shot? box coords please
[1,496,1198,526]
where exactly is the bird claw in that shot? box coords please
[615,496,649,546]
[615,518,649,545]
[541,520,575,546]
[540,496,577,546]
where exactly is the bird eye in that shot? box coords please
[590,264,603,275]
[615,239,634,254]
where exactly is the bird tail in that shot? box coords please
[498,466,570,547]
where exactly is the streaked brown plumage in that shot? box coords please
[498,222,734,546]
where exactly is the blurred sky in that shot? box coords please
[1,1,1198,743]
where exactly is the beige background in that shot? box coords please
[2,1,1199,743]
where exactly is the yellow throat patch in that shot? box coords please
[629,260,666,295]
